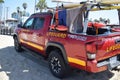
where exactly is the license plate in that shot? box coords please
[110,56,117,66]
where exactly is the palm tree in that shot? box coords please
[36,0,47,12]
[12,12,17,17]
[17,7,20,13]
[0,0,4,3]
[22,3,27,11]
[16,7,21,23]
[22,3,27,16]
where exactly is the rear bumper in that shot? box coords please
[86,55,120,73]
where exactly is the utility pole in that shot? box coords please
[34,0,36,13]
[0,3,2,21]
[6,7,9,20]
[17,7,20,24]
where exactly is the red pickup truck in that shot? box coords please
[13,3,120,78]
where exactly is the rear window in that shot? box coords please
[89,10,119,25]
[86,9,120,35]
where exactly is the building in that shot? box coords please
[12,11,30,24]
[0,3,3,21]
[5,18,18,29]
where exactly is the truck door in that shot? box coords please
[20,18,34,45]
[28,16,45,52]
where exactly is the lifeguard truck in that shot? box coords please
[13,0,120,78]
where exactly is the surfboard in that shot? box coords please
[52,0,120,4]
[52,0,120,10]
[96,0,120,4]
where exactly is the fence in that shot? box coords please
[0,27,14,35]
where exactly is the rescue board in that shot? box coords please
[52,0,120,10]
[96,0,120,4]
[52,0,120,4]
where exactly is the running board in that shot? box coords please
[21,46,45,60]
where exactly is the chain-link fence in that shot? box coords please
[0,27,14,35]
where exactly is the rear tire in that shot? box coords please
[14,37,23,52]
[48,50,69,78]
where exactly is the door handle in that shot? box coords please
[37,33,42,36]
[29,32,33,34]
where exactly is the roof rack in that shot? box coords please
[52,0,120,4]
[51,0,120,10]
[96,0,120,4]
[52,0,86,3]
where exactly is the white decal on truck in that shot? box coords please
[68,34,87,41]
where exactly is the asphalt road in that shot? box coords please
[0,35,120,80]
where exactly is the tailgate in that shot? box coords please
[96,33,120,61]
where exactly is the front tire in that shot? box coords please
[48,50,69,78]
[14,37,22,52]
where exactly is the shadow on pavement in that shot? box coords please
[0,46,114,80]
[0,46,58,80]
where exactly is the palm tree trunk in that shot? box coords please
[40,9,42,12]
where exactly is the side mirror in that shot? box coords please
[17,24,22,28]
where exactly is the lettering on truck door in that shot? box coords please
[30,17,45,51]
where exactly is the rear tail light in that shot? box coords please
[86,43,97,59]
[87,53,96,59]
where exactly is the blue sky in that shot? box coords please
[3,0,56,18]
[2,0,119,24]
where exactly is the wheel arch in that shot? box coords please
[13,33,21,44]
[46,41,69,64]
[13,33,18,39]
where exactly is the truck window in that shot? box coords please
[70,13,84,33]
[34,17,45,30]
[23,18,34,29]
